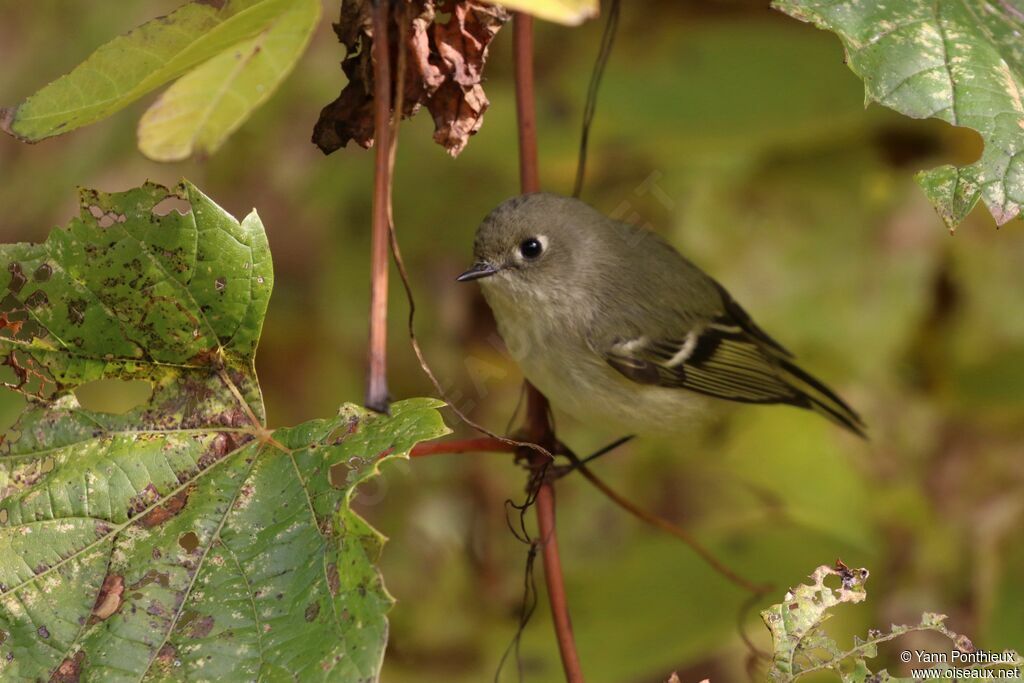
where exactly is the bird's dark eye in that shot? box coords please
[519,237,543,260]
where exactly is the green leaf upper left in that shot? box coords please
[0,182,448,681]
[1,0,319,161]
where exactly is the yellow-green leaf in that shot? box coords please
[0,0,300,148]
[138,0,320,161]
[492,0,598,26]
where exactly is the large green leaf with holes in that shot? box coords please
[0,182,448,681]
[774,0,1024,230]
[1,0,314,161]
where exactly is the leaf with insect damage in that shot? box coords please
[1,0,316,162]
[762,562,1022,682]
[761,561,869,681]
[313,0,509,157]
[0,182,448,681]
[774,0,1024,231]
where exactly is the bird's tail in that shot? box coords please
[778,358,866,438]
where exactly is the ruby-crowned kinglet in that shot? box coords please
[457,193,865,437]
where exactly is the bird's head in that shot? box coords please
[458,193,609,307]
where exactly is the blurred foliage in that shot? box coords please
[0,1,1022,682]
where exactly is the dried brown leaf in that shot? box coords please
[426,80,488,155]
[403,2,444,115]
[434,1,505,87]
[312,0,508,156]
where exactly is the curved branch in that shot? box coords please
[574,464,771,595]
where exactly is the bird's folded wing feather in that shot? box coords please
[603,318,795,404]
[599,288,865,435]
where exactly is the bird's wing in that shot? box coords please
[599,287,865,436]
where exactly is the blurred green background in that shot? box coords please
[1,1,1022,681]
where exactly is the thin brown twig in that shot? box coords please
[382,2,552,461]
[385,10,550,459]
[572,0,620,199]
[379,1,548,460]
[365,0,393,413]
[513,12,585,683]
[411,437,771,596]
[573,462,772,596]
[385,188,553,459]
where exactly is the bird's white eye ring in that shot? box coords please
[519,236,545,260]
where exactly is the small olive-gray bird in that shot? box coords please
[457,193,865,437]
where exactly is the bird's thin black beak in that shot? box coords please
[456,262,499,282]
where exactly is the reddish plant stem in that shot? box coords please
[365,0,392,413]
[513,13,585,683]
[533,478,583,680]
[410,437,515,457]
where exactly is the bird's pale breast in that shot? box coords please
[484,283,708,434]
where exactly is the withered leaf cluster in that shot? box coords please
[313,0,509,157]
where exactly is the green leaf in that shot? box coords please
[137,0,320,161]
[762,563,1023,681]
[0,182,449,681]
[493,0,598,26]
[761,562,869,681]
[1,0,306,151]
[773,0,1024,231]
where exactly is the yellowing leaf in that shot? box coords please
[138,0,320,161]
[0,0,309,160]
[491,0,598,26]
